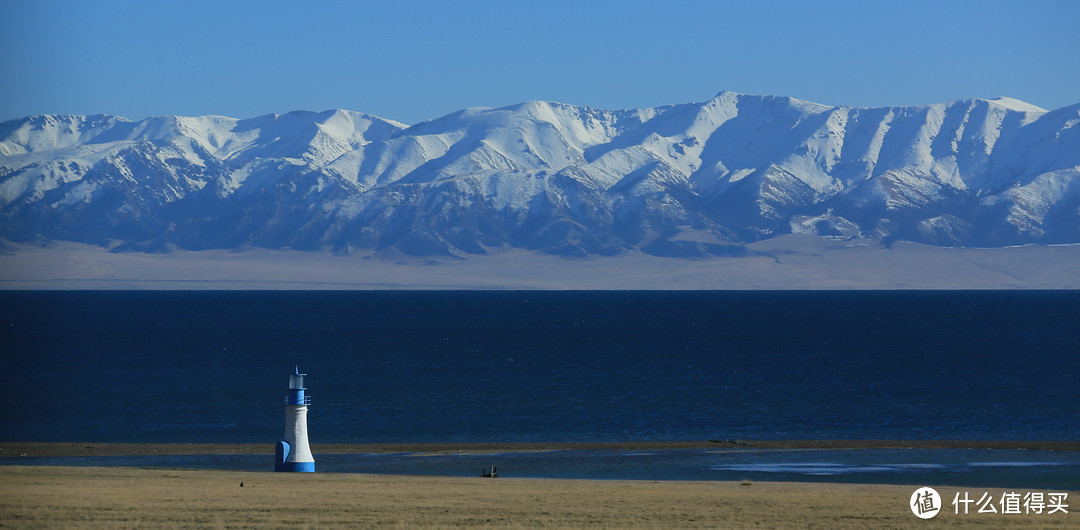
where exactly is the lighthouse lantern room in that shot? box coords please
[275,367,315,472]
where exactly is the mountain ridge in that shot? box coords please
[2,92,1078,257]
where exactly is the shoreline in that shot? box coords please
[3,439,1078,458]
[4,237,1079,290]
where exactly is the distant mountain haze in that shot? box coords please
[2,92,1077,257]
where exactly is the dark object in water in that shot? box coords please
[481,465,498,478]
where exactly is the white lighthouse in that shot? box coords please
[275,367,315,472]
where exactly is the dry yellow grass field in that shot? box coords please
[1,465,1076,528]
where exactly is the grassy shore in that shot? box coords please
[3,465,1077,528]
[2,441,1078,527]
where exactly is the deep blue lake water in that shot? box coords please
[1,290,1077,444]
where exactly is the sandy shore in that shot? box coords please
[1,465,1076,528]
[3,439,1078,458]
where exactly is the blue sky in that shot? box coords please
[2,0,1078,124]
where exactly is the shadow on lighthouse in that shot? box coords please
[275,367,315,472]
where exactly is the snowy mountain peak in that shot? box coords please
[2,92,1078,256]
[0,114,130,155]
[985,96,1047,114]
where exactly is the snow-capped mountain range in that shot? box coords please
[2,91,1078,257]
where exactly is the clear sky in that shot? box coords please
[2,0,1078,124]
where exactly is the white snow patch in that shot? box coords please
[986,97,1047,115]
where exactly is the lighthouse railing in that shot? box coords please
[284,395,311,405]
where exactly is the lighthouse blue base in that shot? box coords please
[275,439,315,473]
[278,461,316,472]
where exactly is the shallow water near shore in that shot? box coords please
[7,448,1080,490]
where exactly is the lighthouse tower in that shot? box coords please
[275,367,315,472]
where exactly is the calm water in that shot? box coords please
[1,290,1078,444]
